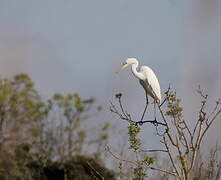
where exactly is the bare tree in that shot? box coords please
[109,86,221,180]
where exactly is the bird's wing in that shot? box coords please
[139,79,153,98]
[141,66,161,103]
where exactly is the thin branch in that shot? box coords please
[110,100,134,124]
[136,119,166,127]
[154,125,165,137]
[198,108,221,149]
[208,98,221,120]
[105,146,139,166]
[140,149,168,153]
[117,93,129,119]
[197,85,208,99]
[87,161,104,180]
[159,85,171,107]
[181,119,193,148]
[106,145,178,178]
[111,96,167,127]
[192,120,200,145]
[163,136,181,178]
[110,86,221,180]
[175,136,189,179]
[195,120,203,149]
[158,104,177,147]
[194,94,207,149]
[147,166,178,178]
[174,117,189,152]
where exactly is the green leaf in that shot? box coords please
[53,93,64,100]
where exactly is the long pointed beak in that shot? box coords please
[116,63,129,73]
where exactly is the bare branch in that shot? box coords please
[197,85,208,100]
[163,135,181,178]
[106,145,178,178]
[159,85,171,107]
[105,145,139,166]
[208,98,221,120]
[198,108,221,149]
[147,166,178,178]
[158,104,177,147]
[140,149,168,153]
[136,119,166,127]
[110,100,134,124]
[110,86,221,180]
[87,161,104,180]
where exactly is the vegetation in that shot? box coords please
[110,86,221,180]
[0,74,220,180]
[0,74,115,180]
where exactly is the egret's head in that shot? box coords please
[116,57,138,73]
[125,58,138,65]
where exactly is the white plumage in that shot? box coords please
[139,66,161,103]
[117,57,161,104]
[117,57,161,121]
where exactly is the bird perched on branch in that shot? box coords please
[117,57,161,123]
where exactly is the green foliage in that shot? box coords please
[74,93,84,112]
[0,73,49,146]
[52,92,94,115]
[51,91,101,158]
[103,122,110,130]
[128,123,141,151]
[0,74,115,179]
[98,122,110,140]
[53,93,64,100]
[143,156,156,165]
[97,105,102,111]
[166,92,182,118]
[100,133,108,140]
[83,97,95,104]
[133,167,146,180]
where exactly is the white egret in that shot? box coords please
[117,57,161,123]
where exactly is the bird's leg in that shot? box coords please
[141,94,148,121]
[154,101,157,122]
[136,94,148,126]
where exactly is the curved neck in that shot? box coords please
[131,62,144,80]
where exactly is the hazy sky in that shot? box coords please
[0,0,188,96]
[0,0,221,148]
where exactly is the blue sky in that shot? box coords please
[0,0,221,148]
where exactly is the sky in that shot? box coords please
[0,0,221,149]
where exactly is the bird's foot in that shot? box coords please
[136,121,144,126]
[153,118,158,126]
